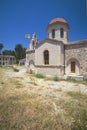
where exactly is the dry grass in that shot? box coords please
[0,66,87,130]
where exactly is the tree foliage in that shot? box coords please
[2,50,15,56]
[15,44,23,59]
[2,43,26,63]
[14,44,26,63]
[0,43,4,54]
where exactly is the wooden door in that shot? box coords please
[71,62,75,73]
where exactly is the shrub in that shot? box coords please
[35,73,46,78]
[30,77,37,85]
[53,75,59,81]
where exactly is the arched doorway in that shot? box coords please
[66,58,80,75]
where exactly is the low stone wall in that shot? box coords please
[36,65,64,76]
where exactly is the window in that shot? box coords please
[60,28,64,38]
[44,50,49,65]
[52,29,55,38]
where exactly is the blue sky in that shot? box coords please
[0,0,87,50]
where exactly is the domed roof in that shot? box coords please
[46,18,70,31]
[50,18,67,24]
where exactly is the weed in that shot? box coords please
[35,73,46,79]
[71,109,87,130]
[30,77,37,85]
[0,67,87,130]
[53,75,59,81]
[67,91,86,99]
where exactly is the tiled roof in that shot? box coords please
[49,18,67,24]
[46,18,70,30]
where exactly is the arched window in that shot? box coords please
[60,28,64,38]
[52,29,55,38]
[44,50,49,65]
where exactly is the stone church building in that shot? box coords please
[26,18,87,76]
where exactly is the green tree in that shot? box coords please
[0,43,4,54]
[14,44,24,63]
[22,48,26,58]
[2,50,15,56]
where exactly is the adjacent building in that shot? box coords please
[19,58,26,65]
[0,55,16,65]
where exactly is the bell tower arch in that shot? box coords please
[30,33,38,50]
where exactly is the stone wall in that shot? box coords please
[36,65,64,76]
[35,39,65,75]
[26,50,35,64]
[35,40,63,66]
[65,42,87,75]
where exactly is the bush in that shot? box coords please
[53,75,59,81]
[35,73,46,78]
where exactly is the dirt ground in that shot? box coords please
[4,67,87,95]
[0,66,87,130]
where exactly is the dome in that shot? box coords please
[50,18,67,24]
[46,18,70,31]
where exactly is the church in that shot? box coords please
[26,18,87,76]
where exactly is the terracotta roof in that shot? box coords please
[46,18,70,31]
[50,18,67,24]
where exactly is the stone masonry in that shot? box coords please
[65,41,87,75]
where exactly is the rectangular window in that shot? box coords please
[60,28,64,38]
[52,29,55,38]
